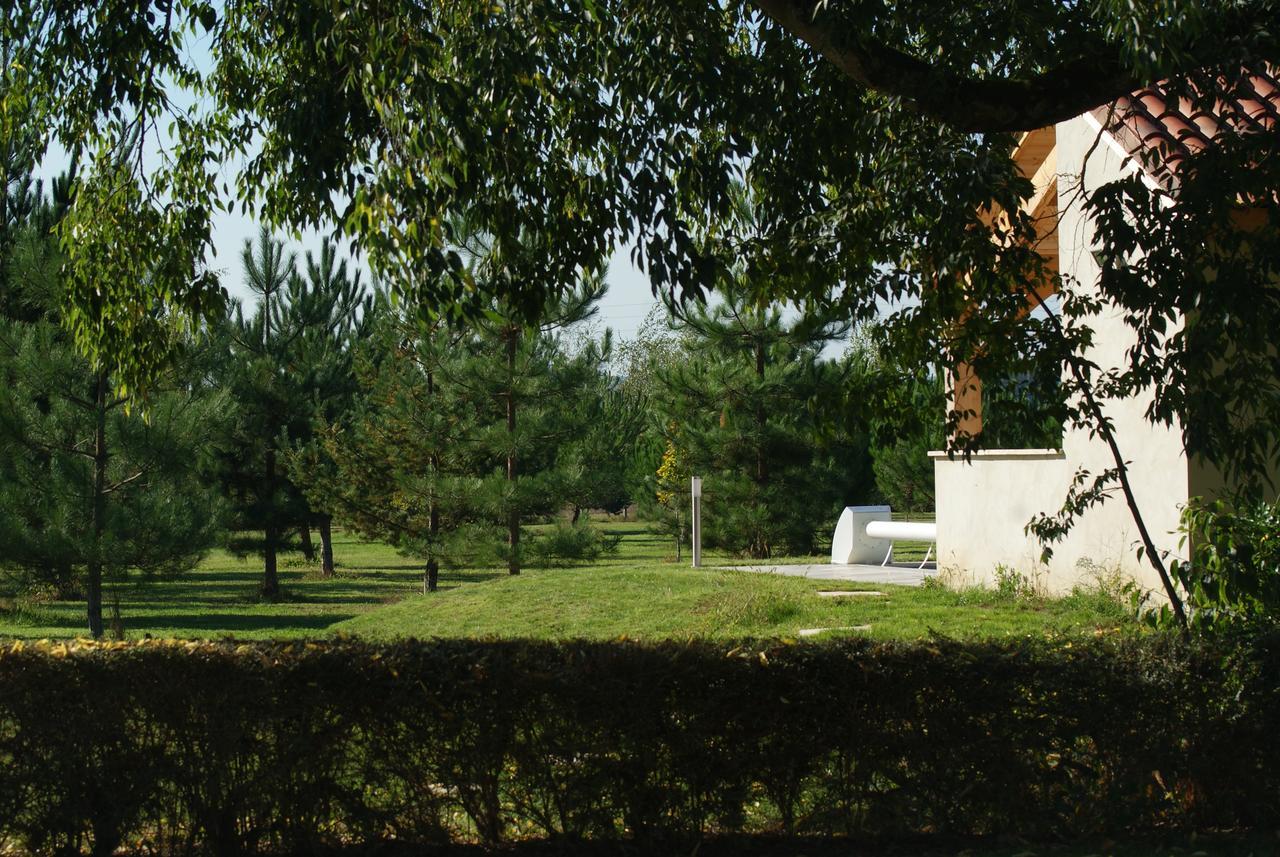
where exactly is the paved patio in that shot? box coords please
[716,562,935,586]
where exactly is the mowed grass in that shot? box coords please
[0,521,1133,641]
[0,531,495,640]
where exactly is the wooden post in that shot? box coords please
[951,361,983,440]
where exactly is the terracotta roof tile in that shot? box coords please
[1102,64,1279,186]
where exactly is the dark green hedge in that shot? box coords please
[0,634,1276,855]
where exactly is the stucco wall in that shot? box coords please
[933,114,1191,595]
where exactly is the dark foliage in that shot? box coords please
[0,634,1276,854]
[1174,498,1280,628]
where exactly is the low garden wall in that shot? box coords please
[0,635,1276,854]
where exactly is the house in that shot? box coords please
[931,68,1279,594]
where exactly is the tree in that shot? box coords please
[288,298,489,593]
[285,240,372,575]
[9,2,1278,619]
[869,373,943,516]
[657,280,869,557]
[0,188,224,638]
[214,229,300,597]
[555,332,647,522]
[13,1,1273,379]
[2,154,76,321]
[215,227,368,596]
[447,275,609,574]
[647,433,692,561]
[614,306,688,533]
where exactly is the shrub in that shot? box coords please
[0,635,1276,854]
[1176,499,1280,628]
[527,521,621,566]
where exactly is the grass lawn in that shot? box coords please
[0,520,1133,641]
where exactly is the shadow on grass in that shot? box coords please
[333,563,432,572]
[0,610,88,631]
[325,566,508,584]
[131,569,266,591]
[442,571,510,584]
[122,612,356,634]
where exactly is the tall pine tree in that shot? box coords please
[0,176,224,637]
[654,185,876,557]
[291,299,492,592]
[285,240,372,575]
[658,283,862,557]
[215,228,368,596]
[450,275,607,574]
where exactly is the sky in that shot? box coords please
[202,202,666,343]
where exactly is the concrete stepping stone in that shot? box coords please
[798,625,872,637]
[816,590,884,597]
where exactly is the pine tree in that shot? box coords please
[448,275,608,574]
[867,364,945,515]
[0,190,224,637]
[556,353,647,523]
[615,307,688,541]
[215,228,369,596]
[653,186,876,558]
[285,240,372,575]
[1,157,75,321]
[215,229,297,597]
[291,300,492,592]
[658,288,861,556]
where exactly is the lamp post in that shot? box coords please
[691,476,702,568]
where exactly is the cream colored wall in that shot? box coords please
[933,115,1191,596]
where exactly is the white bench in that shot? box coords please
[831,505,936,568]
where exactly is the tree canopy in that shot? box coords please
[4,0,1279,623]
[6,1,1276,384]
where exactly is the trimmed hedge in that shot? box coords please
[0,634,1277,855]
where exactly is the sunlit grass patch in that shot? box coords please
[0,520,1136,641]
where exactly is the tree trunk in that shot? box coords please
[752,339,770,559]
[571,505,582,524]
[87,370,108,638]
[299,522,315,562]
[755,340,767,483]
[506,329,520,575]
[426,365,441,594]
[319,514,335,577]
[262,447,280,597]
[676,505,684,562]
[426,493,441,593]
[259,265,280,598]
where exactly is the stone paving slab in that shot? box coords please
[816,589,884,597]
[798,625,873,637]
[716,562,934,587]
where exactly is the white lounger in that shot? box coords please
[831,505,936,568]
